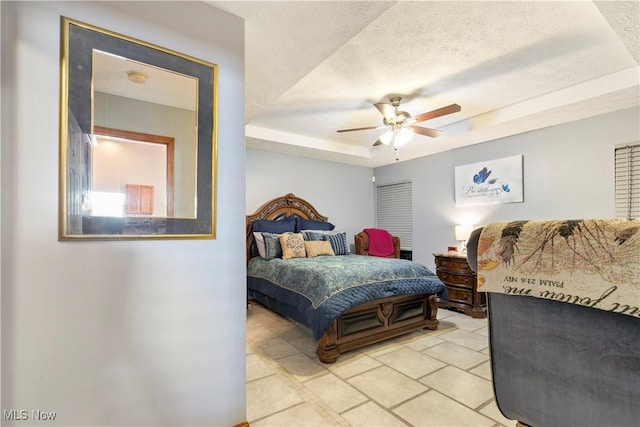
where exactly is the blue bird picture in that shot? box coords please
[473,167,491,184]
[502,184,510,192]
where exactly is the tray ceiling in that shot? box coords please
[209,1,639,167]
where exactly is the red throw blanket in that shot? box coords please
[364,228,395,257]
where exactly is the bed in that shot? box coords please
[467,220,640,427]
[246,193,446,363]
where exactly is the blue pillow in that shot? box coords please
[297,217,335,231]
[302,231,326,241]
[252,216,296,233]
[262,232,284,260]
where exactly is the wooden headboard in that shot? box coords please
[246,193,328,261]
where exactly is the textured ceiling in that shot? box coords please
[209,1,640,167]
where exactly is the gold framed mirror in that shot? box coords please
[59,17,217,240]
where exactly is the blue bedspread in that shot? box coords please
[247,254,446,339]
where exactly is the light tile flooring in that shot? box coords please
[246,302,517,427]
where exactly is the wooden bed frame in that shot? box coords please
[246,193,440,363]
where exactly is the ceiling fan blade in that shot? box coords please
[411,104,461,123]
[336,125,383,133]
[409,125,444,138]
[374,103,395,120]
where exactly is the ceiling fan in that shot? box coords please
[337,97,461,148]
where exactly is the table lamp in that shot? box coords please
[455,224,474,253]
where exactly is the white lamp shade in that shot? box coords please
[380,130,394,145]
[393,127,414,148]
[455,224,474,241]
[379,127,414,148]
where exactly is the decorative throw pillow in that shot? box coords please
[302,230,327,241]
[324,232,349,255]
[262,232,284,260]
[253,232,267,258]
[279,233,306,260]
[304,240,335,257]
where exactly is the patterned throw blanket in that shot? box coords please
[477,219,640,318]
[248,254,442,308]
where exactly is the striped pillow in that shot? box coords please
[324,232,349,255]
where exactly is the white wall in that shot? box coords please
[374,107,640,271]
[1,2,246,426]
[246,149,374,250]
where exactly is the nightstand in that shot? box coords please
[433,252,487,318]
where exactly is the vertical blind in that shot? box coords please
[376,181,413,250]
[615,143,640,219]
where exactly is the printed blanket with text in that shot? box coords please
[477,219,640,318]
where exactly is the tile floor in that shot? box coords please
[246,302,517,427]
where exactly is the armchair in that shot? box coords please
[354,231,401,258]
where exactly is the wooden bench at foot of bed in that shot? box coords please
[316,293,438,363]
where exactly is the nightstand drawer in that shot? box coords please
[447,287,472,304]
[438,272,473,288]
[435,257,472,272]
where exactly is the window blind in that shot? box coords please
[376,181,413,250]
[615,143,640,219]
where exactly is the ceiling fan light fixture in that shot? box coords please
[336,97,461,150]
[380,129,394,145]
[393,127,414,148]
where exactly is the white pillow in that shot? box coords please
[253,232,266,258]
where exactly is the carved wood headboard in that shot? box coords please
[246,193,328,262]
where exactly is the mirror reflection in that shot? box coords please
[91,127,172,218]
[92,50,198,219]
